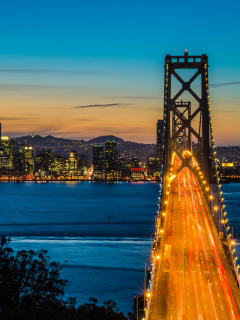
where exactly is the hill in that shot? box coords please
[15,135,156,163]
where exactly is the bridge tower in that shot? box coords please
[172,100,192,153]
[162,51,210,192]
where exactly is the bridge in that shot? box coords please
[141,52,240,320]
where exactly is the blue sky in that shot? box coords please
[0,0,240,144]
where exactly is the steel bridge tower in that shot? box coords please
[162,51,211,203]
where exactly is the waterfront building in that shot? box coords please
[9,139,18,156]
[116,156,126,170]
[105,140,117,171]
[131,168,145,180]
[66,151,79,177]
[24,146,34,174]
[130,157,140,168]
[93,145,104,171]
[51,155,66,177]
[34,150,52,177]
[13,153,25,174]
[93,144,104,179]
[1,136,10,156]
[147,155,160,176]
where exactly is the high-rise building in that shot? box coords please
[66,151,79,177]
[157,120,164,167]
[0,122,1,144]
[1,136,10,156]
[13,153,25,173]
[34,150,52,177]
[51,155,65,177]
[24,146,34,174]
[147,155,160,176]
[10,139,18,156]
[78,154,88,172]
[105,140,117,171]
[93,145,104,171]
[130,157,140,168]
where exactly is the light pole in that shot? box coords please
[213,205,219,232]
[226,220,234,241]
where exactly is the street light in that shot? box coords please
[227,221,234,241]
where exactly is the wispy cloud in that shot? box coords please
[75,118,92,122]
[0,84,77,90]
[110,96,161,100]
[74,103,132,109]
[0,117,28,121]
[211,82,240,88]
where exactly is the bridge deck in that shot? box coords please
[147,157,240,320]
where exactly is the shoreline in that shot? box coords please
[0,178,239,183]
[0,178,160,183]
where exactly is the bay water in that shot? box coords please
[0,181,159,314]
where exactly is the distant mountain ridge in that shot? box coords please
[15,135,156,163]
[88,135,124,144]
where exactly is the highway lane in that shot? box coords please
[147,155,240,320]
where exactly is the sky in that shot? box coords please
[0,0,240,145]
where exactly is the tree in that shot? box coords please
[0,236,68,311]
[0,236,136,320]
[76,298,135,320]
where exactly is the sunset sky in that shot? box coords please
[0,0,240,145]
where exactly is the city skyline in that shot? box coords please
[1,0,240,145]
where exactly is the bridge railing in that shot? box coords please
[142,152,240,320]
[192,158,240,291]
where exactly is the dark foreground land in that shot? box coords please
[0,237,136,320]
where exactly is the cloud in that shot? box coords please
[0,84,75,90]
[110,96,161,100]
[75,118,92,122]
[74,103,132,109]
[211,82,240,88]
[0,117,28,121]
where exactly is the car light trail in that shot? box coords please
[146,155,240,320]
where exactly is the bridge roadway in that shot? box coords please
[147,156,240,320]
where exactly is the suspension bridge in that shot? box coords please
[141,52,240,320]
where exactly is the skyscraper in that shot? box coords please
[157,120,164,167]
[24,146,34,174]
[1,136,10,156]
[34,150,52,176]
[93,145,104,171]
[105,140,117,171]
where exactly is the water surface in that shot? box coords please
[0,181,159,313]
